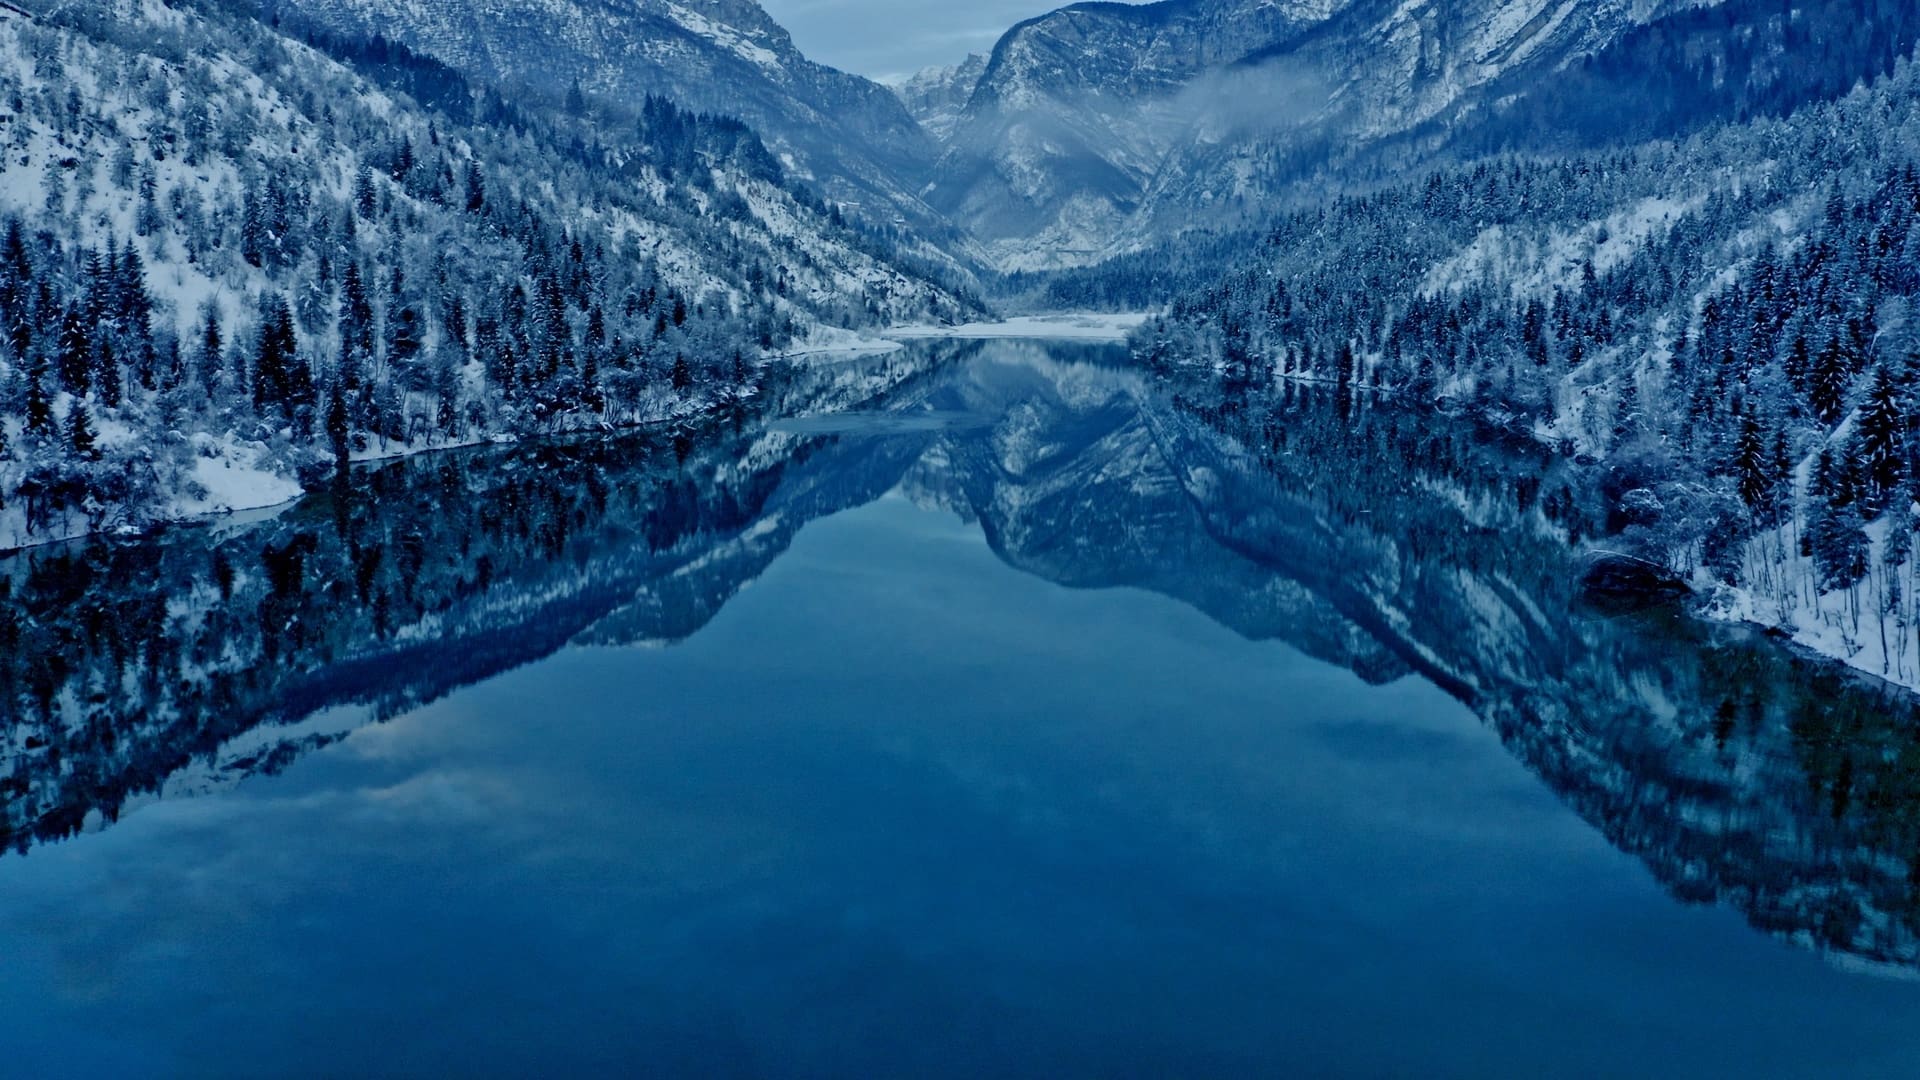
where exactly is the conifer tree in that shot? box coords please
[1810,331,1853,425]
[197,306,223,398]
[24,353,54,436]
[1857,364,1908,512]
[1810,497,1870,597]
[241,183,268,269]
[253,294,305,421]
[66,400,97,462]
[57,307,90,395]
[464,160,486,214]
[1734,413,1779,523]
[340,261,375,388]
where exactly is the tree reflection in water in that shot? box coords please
[3,339,1917,975]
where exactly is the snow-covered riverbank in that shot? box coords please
[1699,514,1920,694]
[771,325,906,360]
[0,431,306,554]
[772,313,1154,364]
[0,398,714,556]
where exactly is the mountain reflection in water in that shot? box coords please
[3,337,1920,994]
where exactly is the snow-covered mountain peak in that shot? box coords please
[892,54,988,143]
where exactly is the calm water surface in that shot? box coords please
[3,340,1919,1077]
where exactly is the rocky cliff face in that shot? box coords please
[891,54,989,144]
[927,0,1710,269]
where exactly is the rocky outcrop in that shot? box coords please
[1581,552,1693,606]
[892,54,988,144]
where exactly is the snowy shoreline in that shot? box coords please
[0,403,722,558]
[4,315,1144,558]
[770,313,1155,363]
[883,313,1153,344]
[769,324,905,359]
[1694,512,1920,695]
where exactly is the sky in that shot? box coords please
[756,0,1152,82]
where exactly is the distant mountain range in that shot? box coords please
[245,0,1920,272]
[918,0,1690,269]
[914,0,1920,269]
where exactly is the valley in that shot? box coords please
[2,1,1919,1075]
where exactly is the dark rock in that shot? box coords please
[1582,552,1690,606]
[297,461,336,490]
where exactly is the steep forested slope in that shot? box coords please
[0,0,974,550]
[265,0,978,269]
[1144,51,1920,684]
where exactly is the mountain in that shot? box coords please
[929,0,1920,270]
[923,0,1671,269]
[891,54,988,144]
[0,0,976,551]
[266,0,976,265]
[1140,36,1920,688]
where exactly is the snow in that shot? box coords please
[1700,514,1920,694]
[176,442,306,518]
[773,324,904,360]
[1421,196,1705,301]
[885,313,1154,343]
[663,2,782,72]
[0,2,977,553]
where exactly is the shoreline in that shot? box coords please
[0,393,747,561]
[2,320,1125,559]
[883,313,1153,344]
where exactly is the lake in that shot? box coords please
[2,338,1919,1077]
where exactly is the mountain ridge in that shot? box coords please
[0,0,975,551]
[926,0,1716,270]
[266,0,984,267]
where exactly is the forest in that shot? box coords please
[0,0,974,549]
[1137,49,1920,683]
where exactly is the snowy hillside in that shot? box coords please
[1143,50,1920,691]
[266,0,981,270]
[0,0,974,551]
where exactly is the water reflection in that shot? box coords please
[3,338,1919,979]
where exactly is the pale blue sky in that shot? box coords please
[757,0,1153,82]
